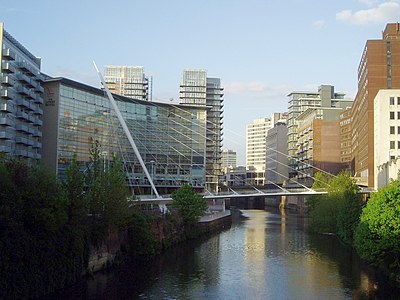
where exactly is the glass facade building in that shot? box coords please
[180,69,224,193]
[42,77,207,196]
[0,23,44,161]
[104,65,149,101]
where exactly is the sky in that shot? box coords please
[2,0,400,165]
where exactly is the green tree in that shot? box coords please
[85,141,130,244]
[307,171,363,244]
[355,180,400,276]
[171,184,208,225]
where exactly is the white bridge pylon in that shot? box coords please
[93,62,168,213]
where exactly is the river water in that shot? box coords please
[57,208,399,299]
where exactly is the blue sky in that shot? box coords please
[2,0,400,164]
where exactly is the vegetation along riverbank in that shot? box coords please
[306,171,400,284]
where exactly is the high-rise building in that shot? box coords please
[221,149,237,172]
[287,85,352,178]
[0,22,44,162]
[373,90,400,189]
[42,77,207,195]
[179,69,224,193]
[296,107,344,185]
[246,118,273,186]
[265,122,288,185]
[351,23,400,187]
[104,65,149,101]
[339,107,352,171]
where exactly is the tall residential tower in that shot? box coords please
[179,69,224,193]
[0,23,44,162]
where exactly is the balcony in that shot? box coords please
[1,88,15,99]
[32,141,42,148]
[16,110,29,121]
[32,130,42,137]
[0,101,15,113]
[15,98,31,110]
[0,117,15,126]
[15,149,28,157]
[2,48,16,61]
[16,85,30,96]
[33,106,43,115]
[15,136,29,145]
[16,61,35,75]
[33,118,43,126]
[1,75,15,86]
[34,97,44,105]
[16,73,31,85]
[0,145,12,153]
[15,124,29,133]
[0,131,14,140]
[2,62,15,73]
[35,85,44,93]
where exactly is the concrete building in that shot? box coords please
[104,65,149,101]
[0,22,44,162]
[221,149,237,172]
[287,85,352,178]
[374,89,400,189]
[265,122,288,186]
[339,107,352,171]
[246,118,273,186]
[296,107,344,185]
[351,23,400,187]
[179,69,224,193]
[42,77,207,196]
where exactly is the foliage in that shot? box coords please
[307,171,363,244]
[171,184,208,225]
[85,141,131,245]
[0,158,88,299]
[123,209,161,259]
[354,180,400,276]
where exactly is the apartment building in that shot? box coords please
[265,122,288,185]
[339,107,352,171]
[179,69,224,193]
[287,85,352,178]
[104,65,149,101]
[296,107,343,185]
[351,23,400,187]
[0,22,44,162]
[221,149,237,172]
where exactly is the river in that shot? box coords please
[55,208,399,299]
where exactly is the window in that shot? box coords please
[398,141,400,149]
[390,126,395,134]
[398,97,400,105]
[390,97,395,105]
[398,126,400,134]
[390,141,395,149]
[398,111,400,119]
[391,155,396,160]
[390,111,395,119]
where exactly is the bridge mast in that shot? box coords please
[93,61,161,199]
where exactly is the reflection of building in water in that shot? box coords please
[42,77,207,195]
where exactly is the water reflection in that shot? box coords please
[54,208,399,299]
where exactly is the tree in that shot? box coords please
[171,184,208,225]
[355,180,400,276]
[307,171,363,244]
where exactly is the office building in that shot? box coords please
[42,77,207,195]
[179,69,224,193]
[246,118,273,185]
[339,107,352,171]
[104,65,149,101]
[265,122,288,186]
[221,149,237,172]
[351,23,400,187]
[0,22,44,161]
[374,90,400,189]
[287,85,352,178]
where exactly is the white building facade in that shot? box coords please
[374,89,400,189]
